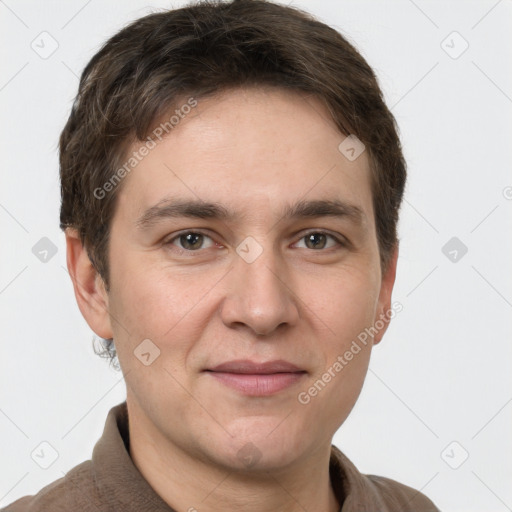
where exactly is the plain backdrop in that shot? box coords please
[1,1,511,511]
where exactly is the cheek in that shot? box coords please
[298,264,378,406]
[308,264,380,340]
[106,258,202,403]
[108,272,173,339]
[106,252,224,357]
[298,271,377,432]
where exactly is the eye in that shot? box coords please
[294,231,344,250]
[163,230,345,254]
[165,231,216,252]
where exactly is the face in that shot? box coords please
[75,87,397,472]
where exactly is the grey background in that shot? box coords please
[1,1,511,510]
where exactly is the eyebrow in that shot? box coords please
[135,197,366,230]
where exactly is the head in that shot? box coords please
[62,0,405,471]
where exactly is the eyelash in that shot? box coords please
[163,229,347,254]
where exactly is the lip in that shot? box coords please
[207,359,304,374]
[204,359,307,396]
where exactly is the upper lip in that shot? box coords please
[206,359,305,374]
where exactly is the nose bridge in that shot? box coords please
[220,236,299,336]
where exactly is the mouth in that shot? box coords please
[203,359,307,396]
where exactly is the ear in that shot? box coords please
[65,228,113,339]
[372,245,399,346]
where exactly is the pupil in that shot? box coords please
[182,233,202,250]
[307,233,326,249]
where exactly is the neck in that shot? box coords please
[127,401,341,512]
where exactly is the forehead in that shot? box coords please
[116,87,373,226]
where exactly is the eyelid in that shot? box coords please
[164,229,218,249]
[291,229,347,249]
[164,228,348,253]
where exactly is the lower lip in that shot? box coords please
[207,372,306,396]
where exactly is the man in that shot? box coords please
[2,0,441,510]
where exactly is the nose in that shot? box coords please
[219,241,300,337]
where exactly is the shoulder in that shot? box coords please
[364,473,441,512]
[0,460,96,512]
[329,444,441,511]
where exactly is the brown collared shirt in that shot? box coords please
[2,402,441,511]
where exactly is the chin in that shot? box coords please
[208,420,304,472]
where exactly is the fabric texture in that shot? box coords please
[2,402,441,511]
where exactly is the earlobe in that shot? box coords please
[372,245,399,346]
[65,228,113,339]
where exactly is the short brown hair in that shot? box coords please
[59,0,406,364]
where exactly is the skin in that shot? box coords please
[66,87,398,512]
